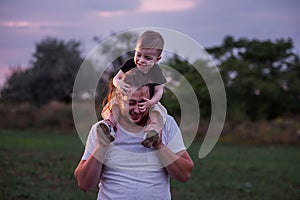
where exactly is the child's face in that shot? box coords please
[134,48,161,73]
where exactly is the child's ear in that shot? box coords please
[156,56,161,62]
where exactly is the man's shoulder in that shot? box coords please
[166,114,174,121]
[165,115,177,127]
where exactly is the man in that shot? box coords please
[74,69,194,200]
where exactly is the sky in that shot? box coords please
[0,0,299,86]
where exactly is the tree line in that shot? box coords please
[1,35,299,121]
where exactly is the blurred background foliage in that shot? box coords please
[0,34,299,143]
[1,38,83,105]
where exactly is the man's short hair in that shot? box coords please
[123,68,152,88]
[115,68,154,101]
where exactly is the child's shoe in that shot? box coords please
[141,129,159,148]
[96,119,117,143]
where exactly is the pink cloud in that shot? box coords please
[137,0,197,13]
[96,0,198,17]
[97,11,127,17]
[0,20,65,29]
[0,21,31,28]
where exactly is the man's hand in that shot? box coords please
[152,130,164,149]
[115,79,131,95]
[138,97,155,112]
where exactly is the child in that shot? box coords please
[98,30,167,148]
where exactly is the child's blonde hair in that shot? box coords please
[136,30,164,56]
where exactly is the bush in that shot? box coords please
[0,101,74,132]
[221,117,300,144]
[0,101,299,144]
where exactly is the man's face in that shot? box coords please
[134,47,161,73]
[119,86,150,126]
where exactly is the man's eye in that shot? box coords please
[129,101,135,105]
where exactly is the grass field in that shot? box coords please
[0,130,299,200]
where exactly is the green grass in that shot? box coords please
[172,141,300,200]
[0,130,97,200]
[1,130,299,200]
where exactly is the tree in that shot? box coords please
[162,55,211,118]
[207,36,300,121]
[1,37,83,105]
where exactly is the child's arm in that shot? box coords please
[113,70,131,94]
[139,84,164,112]
[152,84,164,104]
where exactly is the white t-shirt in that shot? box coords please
[82,115,186,200]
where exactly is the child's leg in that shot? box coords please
[98,97,119,142]
[110,103,120,125]
[148,102,167,133]
[101,97,119,126]
[141,102,167,148]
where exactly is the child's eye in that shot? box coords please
[145,56,153,60]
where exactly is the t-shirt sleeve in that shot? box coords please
[163,116,186,153]
[148,65,167,85]
[120,58,135,73]
[81,122,99,160]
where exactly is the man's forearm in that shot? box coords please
[74,145,108,191]
[155,145,194,182]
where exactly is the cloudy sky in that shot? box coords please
[0,0,299,85]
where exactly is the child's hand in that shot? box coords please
[138,97,155,113]
[115,79,131,95]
